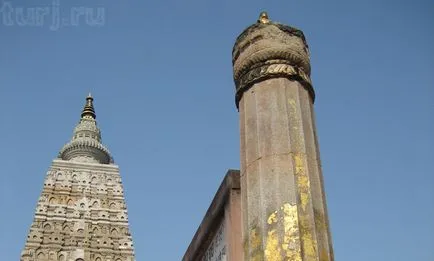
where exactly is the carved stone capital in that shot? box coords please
[232,21,314,107]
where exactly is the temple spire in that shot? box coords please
[58,94,112,164]
[21,93,135,260]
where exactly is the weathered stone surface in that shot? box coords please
[234,13,334,261]
[232,12,313,109]
[183,170,243,261]
[21,96,135,261]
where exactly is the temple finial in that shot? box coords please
[258,11,270,24]
[81,93,96,119]
[59,93,113,164]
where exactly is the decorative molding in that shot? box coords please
[235,61,314,107]
[58,96,113,164]
[232,20,314,108]
[21,165,135,261]
[59,138,112,164]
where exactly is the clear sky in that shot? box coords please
[0,0,433,260]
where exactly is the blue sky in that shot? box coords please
[0,0,433,260]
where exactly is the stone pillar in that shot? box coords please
[232,12,334,261]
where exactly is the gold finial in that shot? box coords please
[258,11,270,24]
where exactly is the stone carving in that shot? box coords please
[21,164,136,261]
[233,13,334,261]
[21,96,135,261]
[232,13,314,107]
[58,94,113,164]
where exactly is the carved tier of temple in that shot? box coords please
[233,12,334,261]
[58,94,113,164]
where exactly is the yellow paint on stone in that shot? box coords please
[300,192,310,212]
[320,246,330,261]
[267,211,278,225]
[314,210,327,235]
[249,227,264,261]
[265,229,282,261]
[293,153,304,174]
[301,229,317,258]
[282,203,302,261]
[293,153,310,211]
[250,228,261,250]
[292,152,320,260]
[247,202,325,261]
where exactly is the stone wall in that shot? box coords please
[183,170,242,261]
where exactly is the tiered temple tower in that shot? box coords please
[21,95,135,261]
[233,13,334,260]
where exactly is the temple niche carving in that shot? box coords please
[21,95,136,261]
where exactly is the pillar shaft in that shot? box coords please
[233,13,334,261]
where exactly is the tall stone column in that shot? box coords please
[233,12,334,261]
